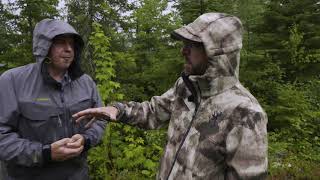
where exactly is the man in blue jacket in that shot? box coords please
[0,19,106,180]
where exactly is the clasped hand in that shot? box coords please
[51,106,118,161]
[51,134,84,161]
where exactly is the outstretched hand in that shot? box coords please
[72,106,119,128]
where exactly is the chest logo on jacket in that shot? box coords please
[35,98,51,102]
[196,109,223,141]
[209,111,223,126]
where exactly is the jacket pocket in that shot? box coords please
[68,97,93,134]
[19,101,64,144]
[69,97,93,113]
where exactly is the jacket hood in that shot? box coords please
[172,13,243,97]
[33,19,84,80]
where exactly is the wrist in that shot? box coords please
[111,102,124,121]
[42,144,52,163]
[83,136,91,152]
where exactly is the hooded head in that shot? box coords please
[172,13,243,96]
[33,19,84,80]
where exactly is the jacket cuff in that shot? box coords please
[83,136,91,152]
[111,102,126,122]
[42,144,52,163]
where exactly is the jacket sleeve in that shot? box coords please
[225,105,268,179]
[114,79,179,130]
[0,72,43,167]
[81,80,106,148]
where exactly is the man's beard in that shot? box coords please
[184,62,208,76]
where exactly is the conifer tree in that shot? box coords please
[0,0,59,67]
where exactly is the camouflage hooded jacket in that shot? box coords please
[115,13,268,180]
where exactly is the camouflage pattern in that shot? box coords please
[116,13,268,179]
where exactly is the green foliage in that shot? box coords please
[256,0,320,81]
[66,0,136,77]
[88,122,166,180]
[87,1,177,179]
[87,19,167,179]
[116,0,182,101]
[282,24,320,82]
[244,0,320,178]
[87,21,122,179]
[89,22,122,102]
[1,0,319,178]
[103,123,166,179]
[0,0,60,70]
[86,1,179,178]
[268,130,320,179]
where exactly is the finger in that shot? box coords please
[63,146,84,159]
[56,146,83,161]
[71,134,82,141]
[67,135,83,148]
[66,141,82,149]
[72,110,87,118]
[62,146,83,155]
[69,146,84,158]
[109,113,116,120]
[67,138,81,146]
[84,117,96,129]
[72,108,97,118]
[52,138,71,147]
[105,106,118,120]
[75,114,91,124]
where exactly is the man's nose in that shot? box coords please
[64,42,73,52]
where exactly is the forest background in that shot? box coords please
[0,0,319,179]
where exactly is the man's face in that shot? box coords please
[48,35,75,71]
[181,41,208,75]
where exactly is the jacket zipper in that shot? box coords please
[165,74,201,180]
[60,87,69,137]
[58,115,62,127]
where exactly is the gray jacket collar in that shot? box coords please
[41,62,74,90]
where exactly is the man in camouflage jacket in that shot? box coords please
[74,12,268,180]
